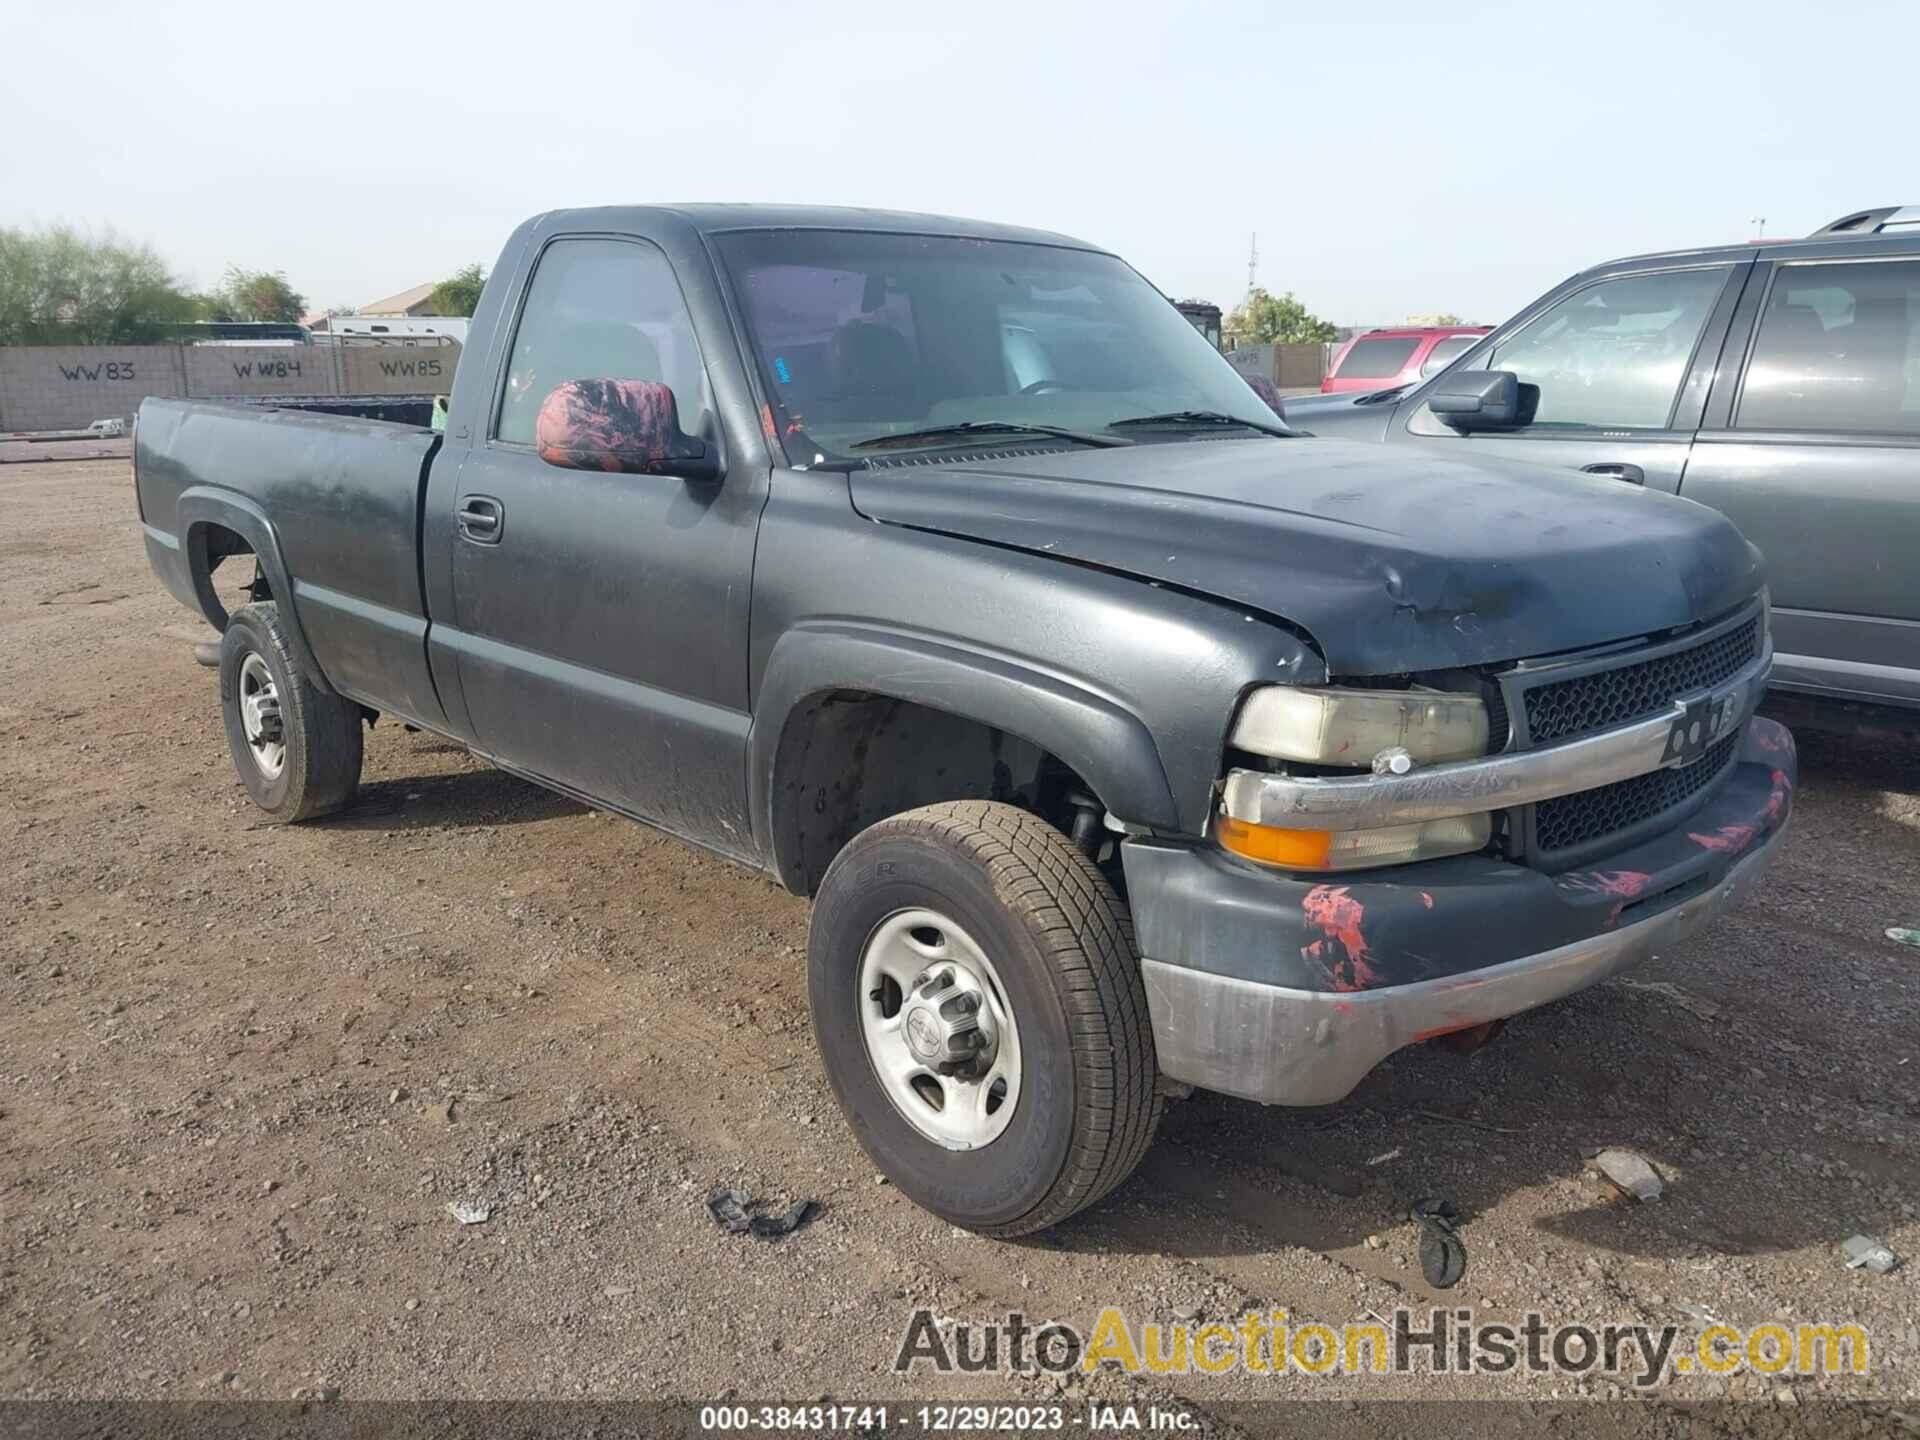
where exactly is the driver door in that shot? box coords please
[441,235,764,855]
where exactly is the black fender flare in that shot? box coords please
[749,621,1181,891]
[176,486,334,695]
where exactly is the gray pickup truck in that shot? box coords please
[136,205,1795,1236]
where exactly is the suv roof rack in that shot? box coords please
[1811,205,1920,237]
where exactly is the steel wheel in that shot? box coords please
[857,907,1022,1150]
[236,651,286,779]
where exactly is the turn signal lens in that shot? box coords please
[1231,685,1488,765]
[1217,812,1491,872]
[1215,817,1333,868]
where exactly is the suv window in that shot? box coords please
[1488,267,1729,429]
[1420,334,1478,377]
[496,238,708,445]
[1336,337,1420,379]
[1737,259,1920,435]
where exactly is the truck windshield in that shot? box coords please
[712,230,1288,463]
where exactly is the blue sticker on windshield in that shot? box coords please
[774,356,791,384]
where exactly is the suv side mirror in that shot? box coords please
[1428,370,1539,432]
[535,379,720,481]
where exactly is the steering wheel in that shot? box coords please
[1019,379,1069,396]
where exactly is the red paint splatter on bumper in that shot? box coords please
[1689,823,1758,854]
[1301,884,1379,991]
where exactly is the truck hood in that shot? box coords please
[848,437,1762,676]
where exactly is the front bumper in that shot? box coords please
[1128,716,1795,1106]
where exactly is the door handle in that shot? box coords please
[456,495,504,543]
[1581,462,1645,485]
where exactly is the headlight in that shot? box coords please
[1231,685,1488,765]
[1219,683,1492,872]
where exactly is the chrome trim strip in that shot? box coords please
[1222,647,1770,831]
[1502,594,1764,681]
[1142,820,1785,1106]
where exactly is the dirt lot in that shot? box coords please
[3,459,1918,1428]
[0,437,130,466]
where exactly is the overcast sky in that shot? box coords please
[7,0,1914,325]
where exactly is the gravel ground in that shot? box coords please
[3,460,1917,1432]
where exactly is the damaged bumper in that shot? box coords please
[1127,716,1795,1106]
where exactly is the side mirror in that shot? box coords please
[535,378,720,481]
[1428,370,1539,432]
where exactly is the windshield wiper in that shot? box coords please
[1107,409,1292,439]
[849,421,1132,452]
[1355,384,1412,406]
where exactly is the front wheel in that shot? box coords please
[808,801,1161,1236]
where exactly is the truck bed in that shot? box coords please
[134,397,447,729]
[211,393,441,428]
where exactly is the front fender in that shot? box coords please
[176,486,333,694]
[749,621,1181,888]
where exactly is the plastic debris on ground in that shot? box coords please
[446,1200,493,1225]
[1410,1196,1467,1289]
[1887,927,1920,948]
[1588,1148,1664,1202]
[707,1186,820,1242]
[1842,1235,1900,1274]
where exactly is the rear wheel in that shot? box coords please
[219,602,362,822]
[809,801,1161,1236]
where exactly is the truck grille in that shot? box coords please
[1505,605,1763,863]
[1523,617,1760,745]
[1534,732,1739,854]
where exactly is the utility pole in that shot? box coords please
[1246,232,1259,300]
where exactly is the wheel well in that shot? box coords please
[770,692,1109,896]
[187,522,267,628]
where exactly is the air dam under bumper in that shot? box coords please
[1131,716,1794,1106]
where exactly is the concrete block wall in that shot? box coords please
[0,342,462,432]
[0,347,185,432]
[183,346,338,401]
[1273,343,1326,388]
[1224,342,1326,388]
[341,346,457,395]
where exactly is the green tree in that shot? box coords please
[426,264,487,317]
[191,289,237,323]
[217,266,307,323]
[1224,288,1339,348]
[0,224,200,345]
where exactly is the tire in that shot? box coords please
[219,601,362,822]
[809,800,1161,1236]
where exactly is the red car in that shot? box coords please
[1321,325,1490,394]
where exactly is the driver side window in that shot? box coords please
[496,238,708,446]
[1488,267,1730,429]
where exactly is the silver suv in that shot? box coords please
[1294,205,1920,723]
